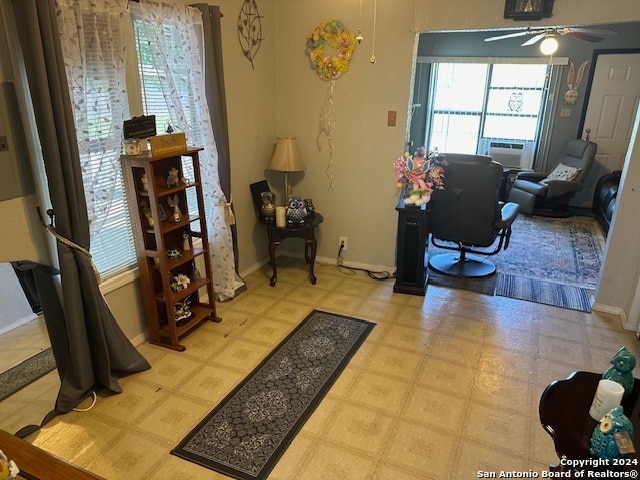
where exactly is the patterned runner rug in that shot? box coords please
[0,348,56,402]
[427,215,604,312]
[172,310,374,480]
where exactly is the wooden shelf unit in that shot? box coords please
[121,146,220,351]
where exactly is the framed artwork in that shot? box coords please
[123,114,157,139]
[503,0,554,20]
[249,180,271,221]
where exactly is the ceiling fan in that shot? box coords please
[484,26,618,46]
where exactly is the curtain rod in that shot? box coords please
[127,0,224,16]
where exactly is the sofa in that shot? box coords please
[593,170,622,236]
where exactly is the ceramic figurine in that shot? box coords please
[167,166,180,188]
[260,191,276,221]
[140,201,153,227]
[286,195,307,225]
[304,198,315,214]
[166,249,182,259]
[140,173,148,192]
[171,273,190,291]
[603,346,636,400]
[190,262,201,280]
[167,194,182,223]
[173,299,192,322]
[182,231,191,251]
[590,405,634,460]
[0,450,19,480]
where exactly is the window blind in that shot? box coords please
[63,9,137,278]
[425,62,550,164]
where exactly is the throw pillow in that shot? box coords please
[541,163,581,184]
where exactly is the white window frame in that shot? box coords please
[416,56,568,170]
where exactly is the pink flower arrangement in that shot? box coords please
[394,146,445,205]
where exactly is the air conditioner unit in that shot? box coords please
[488,141,526,169]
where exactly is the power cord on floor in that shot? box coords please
[336,243,394,281]
[73,391,97,412]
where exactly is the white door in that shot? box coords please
[572,52,640,207]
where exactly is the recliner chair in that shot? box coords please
[428,154,520,277]
[507,139,597,217]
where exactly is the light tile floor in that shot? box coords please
[0,314,49,372]
[1,256,639,479]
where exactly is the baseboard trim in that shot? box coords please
[591,302,635,332]
[130,331,149,347]
[239,257,271,280]
[282,251,395,275]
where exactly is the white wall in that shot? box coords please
[272,0,415,271]
[596,109,640,330]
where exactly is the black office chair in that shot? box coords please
[428,154,520,277]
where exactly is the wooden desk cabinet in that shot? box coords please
[393,199,430,296]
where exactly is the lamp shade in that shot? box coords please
[267,137,305,172]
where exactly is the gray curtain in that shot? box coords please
[12,0,150,414]
[193,4,245,288]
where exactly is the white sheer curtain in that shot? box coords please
[135,0,237,300]
[55,0,130,245]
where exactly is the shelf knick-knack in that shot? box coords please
[261,191,276,221]
[182,231,191,251]
[590,405,634,460]
[167,167,180,188]
[171,273,190,291]
[167,194,182,223]
[190,262,201,280]
[141,201,153,227]
[603,346,636,400]
[173,299,192,322]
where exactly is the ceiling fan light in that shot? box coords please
[540,36,559,55]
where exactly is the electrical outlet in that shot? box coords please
[339,236,348,251]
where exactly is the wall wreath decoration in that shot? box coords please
[306,19,357,195]
[305,19,357,81]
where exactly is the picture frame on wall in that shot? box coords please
[249,180,271,221]
[503,0,554,20]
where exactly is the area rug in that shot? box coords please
[428,268,497,296]
[172,310,374,480]
[495,273,592,312]
[427,215,604,311]
[0,348,56,402]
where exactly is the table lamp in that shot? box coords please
[267,136,305,205]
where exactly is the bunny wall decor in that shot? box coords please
[564,60,589,106]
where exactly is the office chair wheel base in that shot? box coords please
[429,253,496,278]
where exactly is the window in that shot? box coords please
[132,17,204,216]
[425,62,550,160]
[60,8,136,278]
[59,3,212,279]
